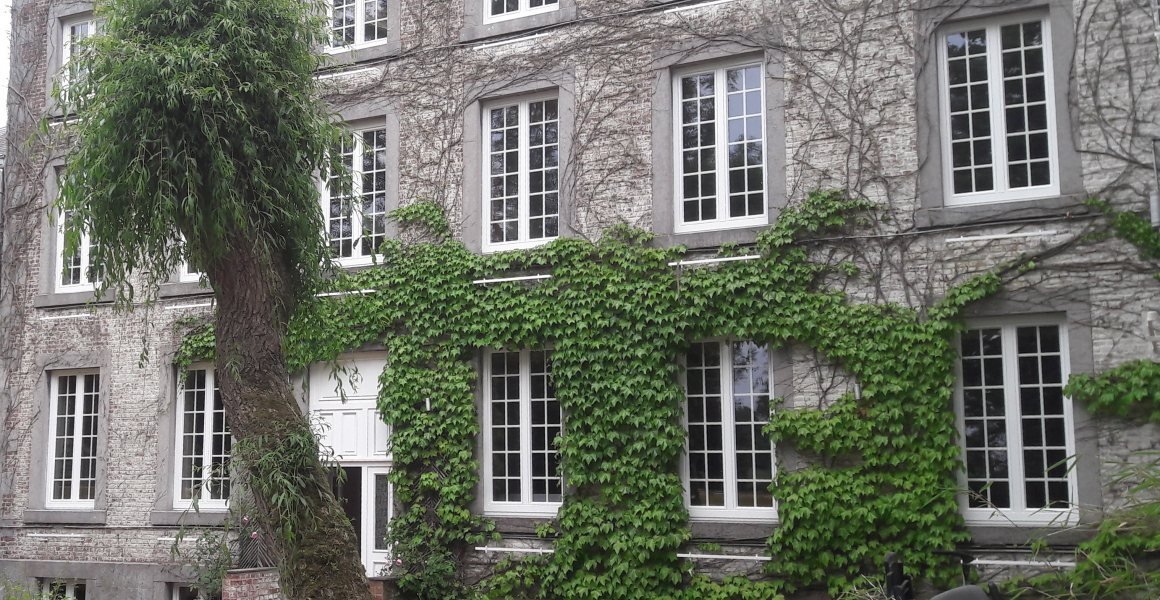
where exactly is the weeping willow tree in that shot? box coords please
[52,1,370,598]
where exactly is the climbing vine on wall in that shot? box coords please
[182,191,1014,599]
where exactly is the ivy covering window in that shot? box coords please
[48,371,100,508]
[483,349,562,516]
[484,96,560,252]
[57,210,101,292]
[176,368,231,509]
[957,323,1076,523]
[674,63,767,234]
[330,0,389,48]
[940,17,1059,205]
[487,0,558,21]
[684,341,777,521]
[325,128,390,265]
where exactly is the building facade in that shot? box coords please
[1,0,1159,598]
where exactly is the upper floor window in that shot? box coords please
[957,322,1077,524]
[483,96,560,252]
[483,349,562,516]
[674,63,767,234]
[176,367,231,510]
[330,0,389,49]
[61,15,99,90]
[939,16,1060,205]
[325,127,389,265]
[57,210,101,293]
[683,341,777,521]
[487,0,558,22]
[47,371,100,509]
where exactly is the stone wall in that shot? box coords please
[0,0,1157,596]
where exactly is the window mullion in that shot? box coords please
[715,68,729,223]
[483,357,494,505]
[988,23,1010,194]
[722,341,738,511]
[1002,325,1027,512]
[520,102,530,243]
[521,350,533,506]
[352,133,364,253]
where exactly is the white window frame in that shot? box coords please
[46,370,100,510]
[178,261,203,284]
[61,15,99,90]
[938,13,1061,206]
[680,339,778,522]
[484,0,559,24]
[171,584,213,600]
[327,0,391,51]
[481,93,562,253]
[42,579,87,600]
[322,125,391,267]
[671,61,769,235]
[56,211,99,293]
[482,349,563,517]
[954,317,1078,525]
[174,365,231,511]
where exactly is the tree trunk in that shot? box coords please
[206,232,372,600]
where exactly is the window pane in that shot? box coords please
[527,100,560,242]
[679,74,718,223]
[960,329,1009,509]
[374,474,391,550]
[1002,21,1052,189]
[490,352,522,502]
[731,341,774,507]
[1016,325,1070,508]
[332,0,356,46]
[685,342,725,506]
[360,129,390,256]
[488,106,521,244]
[945,29,994,195]
[529,350,561,503]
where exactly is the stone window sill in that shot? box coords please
[460,7,577,43]
[23,509,107,525]
[33,290,112,310]
[150,510,228,527]
[915,195,1091,230]
[966,523,1097,547]
[323,40,402,68]
[158,281,212,299]
[651,226,766,251]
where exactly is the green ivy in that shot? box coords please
[180,190,1014,599]
[1065,360,1160,424]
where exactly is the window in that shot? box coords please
[673,63,767,234]
[176,368,231,510]
[47,371,100,509]
[178,261,203,284]
[939,16,1060,205]
[487,0,558,22]
[329,0,389,48]
[957,322,1077,523]
[42,580,86,600]
[325,127,390,265]
[57,210,101,292]
[309,355,392,575]
[61,15,98,88]
[683,341,777,521]
[483,96,560,252]
[483,349,562,516]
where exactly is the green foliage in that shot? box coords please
[175,322,215,368]
[51,0,341,303]
[1065,360,1160,423]
[180,191,1006,599]
[391,201,452,238]
[1084,199,1160,281]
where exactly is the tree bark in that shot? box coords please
[206,232,372,600]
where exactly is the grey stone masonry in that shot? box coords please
[3,0,1159,597]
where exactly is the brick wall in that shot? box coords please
[222,568,284,600]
